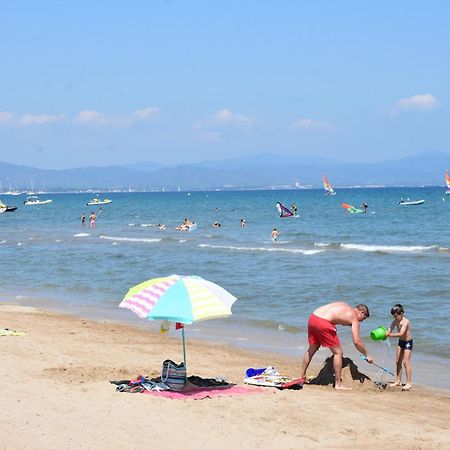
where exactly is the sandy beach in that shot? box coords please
[1,304,449,450]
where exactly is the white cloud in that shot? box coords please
[289,118,337,132]
[132,107,160,120]
[0,111,14,124]
[393,94,439,113]
[212,109,255,125]
[195,109,256,129]
[75,107,160,126]
[19,113,66,125]
[75,110,104,124]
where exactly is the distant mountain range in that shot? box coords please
[1,151,449,191]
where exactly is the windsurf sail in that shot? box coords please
[322,175,335,195]
[276,201,294,218]
[340,202,364,214]
[445,170,450,194]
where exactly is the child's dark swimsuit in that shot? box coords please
[398,339,413,351]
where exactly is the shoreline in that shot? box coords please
[1,304,450,449]
[4,294,450,392]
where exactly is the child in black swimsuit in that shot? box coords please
[386,304,413,391]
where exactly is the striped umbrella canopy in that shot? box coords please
[119,275,237,368]
[120,274,236,323]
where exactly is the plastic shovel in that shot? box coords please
[360,355,395,376]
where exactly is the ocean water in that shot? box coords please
[1,188,449,388]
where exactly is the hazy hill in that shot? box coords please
[0,151,449,191]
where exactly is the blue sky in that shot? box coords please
[1,1,449,169]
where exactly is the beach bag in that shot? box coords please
[161,359,186,391]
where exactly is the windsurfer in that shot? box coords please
[361,202,368,213]
[300,302,373,389]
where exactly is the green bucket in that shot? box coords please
[370,326,387,341]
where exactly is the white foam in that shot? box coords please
[198,243,323,255]
[315,242,331,247]
[0,240,6,244]
[74,233,90,237]
[100,235,161,243]
[341,243,435,253]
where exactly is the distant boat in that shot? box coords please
[322,175,336,195]
[445,170,450,195]
[399,199,425,206]
[0,200,17,212]
[276,201,298,218]
[87,198,112,206]
[3,183,21,196]
[24,196,53,205]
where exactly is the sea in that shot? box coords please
[1,187,449,389]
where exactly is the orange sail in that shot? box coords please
[322,175,335,195]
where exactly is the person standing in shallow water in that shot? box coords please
[89,211,97,228]
[81,213,86,225]
[271,228,280,242]
[300,302,373,389]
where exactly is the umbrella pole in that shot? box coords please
[182,326,187,370]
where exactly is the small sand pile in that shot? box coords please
[309,356,371,387]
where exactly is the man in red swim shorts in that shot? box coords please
[300,302,373,389]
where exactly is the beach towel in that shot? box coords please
[142,385,263,400]
[111,375,230,394]
[0,328,26,336]
[244,367,303,390]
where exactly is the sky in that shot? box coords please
[1,0,450,169]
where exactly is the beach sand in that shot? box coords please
[1,305,449,450]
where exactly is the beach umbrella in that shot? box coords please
[119,274,237,368]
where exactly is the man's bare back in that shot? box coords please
[313,302,359,326]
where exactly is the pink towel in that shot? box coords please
[142,385,263,400]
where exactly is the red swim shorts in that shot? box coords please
[308,314,340,348]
